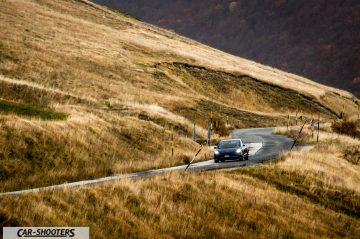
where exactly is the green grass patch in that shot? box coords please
[0,99,67,120]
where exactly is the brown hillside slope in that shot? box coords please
[0,0,358,192]
[93,0,360,98]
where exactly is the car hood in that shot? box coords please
[217,148,238,153]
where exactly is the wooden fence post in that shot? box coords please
[317,114,320,143]
[171,127,174,160]
[287,110,290,131]
[291,120,308,150]
[185,145,204,171]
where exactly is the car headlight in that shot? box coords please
[236,148,242,154]
[214,150,219,155]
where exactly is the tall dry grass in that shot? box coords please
[0,0,358,193]
[265,126,360,218]
[1,125,359,238]
[0,105,212,192]
[0,171,359,238]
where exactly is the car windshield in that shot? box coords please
[218,140,240,149]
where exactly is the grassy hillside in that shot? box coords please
[1,129,359,238]
[0,0,358,193]
[92,0,360,98]
[0,1,359,237]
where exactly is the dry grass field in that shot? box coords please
[0,0,358,192]
[0,173,359,238]
[1,131,359,238]
[1,0,357,192]
[0,0,358,193]
[0,0,360,237]
[1,122,359,238]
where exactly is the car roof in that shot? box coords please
[220,139,242,142]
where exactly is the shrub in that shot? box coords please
[331,118,360,138]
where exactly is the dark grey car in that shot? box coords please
[214,139,249,163]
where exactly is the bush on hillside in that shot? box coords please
[331,118,360,138]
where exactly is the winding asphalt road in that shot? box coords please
[185,128,294,171]
[0,128,294,196]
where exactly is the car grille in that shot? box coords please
[217,152,241,160]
